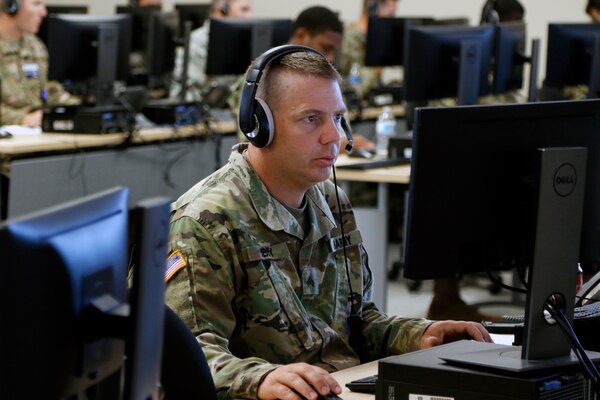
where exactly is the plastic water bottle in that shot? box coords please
[348,62,363,97]
[375,106,396,154]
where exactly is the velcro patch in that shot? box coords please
[165,249,187,282]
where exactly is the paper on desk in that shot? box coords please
[0,125,42,136]
[490,333,514,346]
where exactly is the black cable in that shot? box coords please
[544,299,600,394]
[486,270,528,294]
[332,167,371,363]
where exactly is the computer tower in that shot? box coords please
[377,341,597,400]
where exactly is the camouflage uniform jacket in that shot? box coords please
[166,144,433,399]
[169,20,237,102]
[0,34,76,125]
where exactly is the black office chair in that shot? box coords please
[161,305,217,400]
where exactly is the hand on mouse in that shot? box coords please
[257,363,342,400]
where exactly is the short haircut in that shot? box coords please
[494,0,525,22]
[587,0,600,13]
[256,52,342,108]
[293,6,343,36]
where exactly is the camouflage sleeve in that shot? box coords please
[0,103,28,125]
[45,80,79,106]
[358,244,434,356]
[165,215,278,400]
[225,75,248,144]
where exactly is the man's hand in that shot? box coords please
[21,109,43,128]
[257,363,342,400]
[420,320,493,349]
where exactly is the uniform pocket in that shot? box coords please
[238,243,315,363]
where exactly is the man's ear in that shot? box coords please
[291,27,310,44]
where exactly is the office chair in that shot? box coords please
[161,305,217,400]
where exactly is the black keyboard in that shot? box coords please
[345,374,378,393]
[574,300,600,319]
[335,158,410,170]
[499,300,600,324]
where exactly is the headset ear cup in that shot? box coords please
[248,97,275,148]
[3,0,19,15]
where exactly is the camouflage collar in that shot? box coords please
[232,148,337,241]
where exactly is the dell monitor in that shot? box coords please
[404,99,600,365]
[46,14,132,106]
[545,23,600,99]
[175,3,210,38]
[404,25,495,105]
[206,18,293,76]
[0,187,170,399]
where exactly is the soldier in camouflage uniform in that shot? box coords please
[169,0,253,102]
[165,49,492,399]
[0,0,77,127]
[339,0,401,98]
[230,5,345,144]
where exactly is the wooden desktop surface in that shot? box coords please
[334,154,411,184]
[331,360,378,400]
[0,120,236,157]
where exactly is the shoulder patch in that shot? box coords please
[165,249,187,283]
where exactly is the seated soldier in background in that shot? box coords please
[587,0,600,23]
[340,0,400,99]
[0,0,78,127]
[559,0,600,100]
[169,0,253,102]
[231,5,372,150]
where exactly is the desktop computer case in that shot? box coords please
[376,341,596,400]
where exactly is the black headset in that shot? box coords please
[219,0,229,16]
[367,0,381,17]
[2,0,20,15]
[239,44,353,151]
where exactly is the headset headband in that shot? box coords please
[239,45,323,135]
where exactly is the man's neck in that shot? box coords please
[246,147,307,209]
[0,17,22,41]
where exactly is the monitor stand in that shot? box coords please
[444,147,596,373]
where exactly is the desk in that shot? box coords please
[332,361,378,400]
[331,335,513,400]
[334,155,410,312]
[348,104,406,123]
[0,120,237,218]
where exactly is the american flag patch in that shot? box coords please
[165,249,187,282]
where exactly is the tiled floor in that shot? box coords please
[384,243,526,320]
[386,274,526,320]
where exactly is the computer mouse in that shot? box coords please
[348,148,374,159]
[317,393,344,400]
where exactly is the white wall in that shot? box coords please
[49,0,592,85]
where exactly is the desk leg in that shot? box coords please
[340,181,389,312]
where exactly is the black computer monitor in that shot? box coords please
[404,99,600,363]
[206,18,293,76]
[492,22,526,93]
[116,5,161,53]
[404,25,495,105]
[364,16,434,67]
[545,23,600,99]
[0,187,169,398]
[37,4,88,45]
[175,3,210,38]
[488,22,541,102]
[146,12,179,79]
[46,14,132,106]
